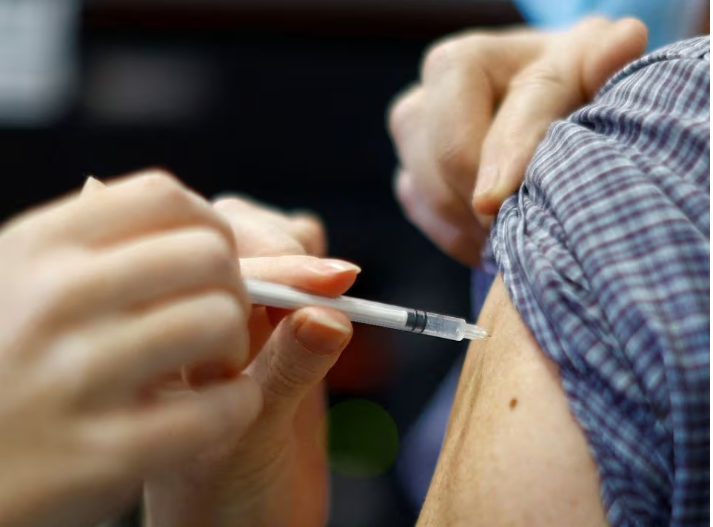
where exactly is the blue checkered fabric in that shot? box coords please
[490,37,710,526]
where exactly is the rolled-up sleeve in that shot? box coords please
[491,36,710,527]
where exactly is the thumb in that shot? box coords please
[582,18,648,99]
[250,306,352,415]
[472,18,647,221]
[81,175,106,196]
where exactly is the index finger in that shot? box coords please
[241,255,360,355]
[240,255,360,298]
[214,195,327,257]
[51,171,237,254]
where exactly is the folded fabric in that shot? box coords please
[491,37,710,526]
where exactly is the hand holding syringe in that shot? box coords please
[246,279,488,342]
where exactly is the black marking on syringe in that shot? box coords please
[406,309,428,334]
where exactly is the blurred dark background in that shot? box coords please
[0,1,521,525]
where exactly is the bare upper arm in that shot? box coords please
[418,275,608,527]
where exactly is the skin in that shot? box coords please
[388,17,648,265]
[145,195,360,527]
[147,14,712,526]
[7,15,704,525]
[0,171,262,527]
[0,172,359,527]
[146,19,650,526]
[418,276,608,526]
[146,227,609,527]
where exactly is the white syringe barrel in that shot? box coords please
[245,279,485,341]
[246,279,408,328]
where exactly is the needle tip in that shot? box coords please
[463,325,489,340]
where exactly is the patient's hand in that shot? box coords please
[144,196,360,527]
[387,17,647,265]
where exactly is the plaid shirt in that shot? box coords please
[491,37,710,526]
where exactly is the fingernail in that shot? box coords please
[309,259,362,275]
[295,311,352,355]
[474,165,499,198]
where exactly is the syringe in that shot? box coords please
[245,279,488,342]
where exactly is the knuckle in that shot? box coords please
[395,172,460,220]
[292,215,326,253]
[212,196,245,215]
[435,133,479,182]
[197,230,234,273]
[294,212,324,233]
[139,172,190,208]
[138,169,180,189]
[394,171,415,209]
[203,293,244,336]
[35,257,92,316]
[510,63,566,93]
[198,293,250,369]
[182,231,236,285]
[46,333,98,402]
[248,237,306,257]
[422,33,488,82]
[387,91,418,140]
[306,217,326,242]
[422,39,459,80]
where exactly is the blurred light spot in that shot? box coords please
[327,398,399,477]
[327,325,396,392]
[0,0,79,126]
[83,50,214,125]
